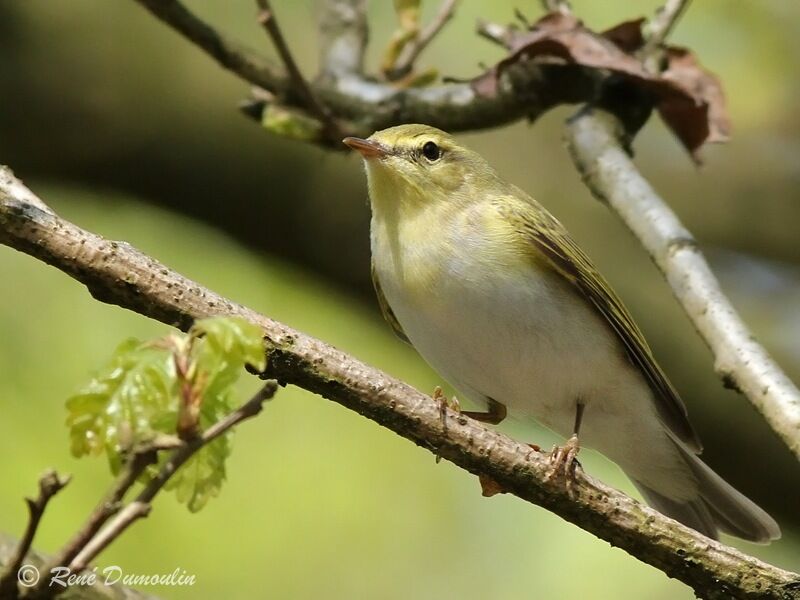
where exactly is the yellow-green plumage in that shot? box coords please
[347,124,779,543]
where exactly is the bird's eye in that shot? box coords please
[421,141,441,162]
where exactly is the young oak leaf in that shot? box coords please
[165,317,266,512]
[192,316,266,403]
[66,338,175,461]
[66,316,267,512]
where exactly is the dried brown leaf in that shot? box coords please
[479,473,506,497]
[471,14,651,98]
[656,47,731,160]
[471,13,730,159]
[601,18,646,53]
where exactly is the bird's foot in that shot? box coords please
[546,434,581,497]
[432,386,461,464]
[433,386,461,428]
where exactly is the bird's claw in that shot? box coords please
[433,386,461,428]
[433,386,460,464]
[545,434,581,497]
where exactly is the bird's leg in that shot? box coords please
[433,388,507,427]
[432,386,461,463]
[546,402,585,496]
[433,390,506,464]
[461,397,507,425]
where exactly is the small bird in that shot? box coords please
[344,124,780,543]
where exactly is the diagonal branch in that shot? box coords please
[555,0,800,461]
[40,440,170,577]
[565,108,800,461]
[642,0,692,56]
[1,169,798,599]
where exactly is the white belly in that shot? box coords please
[371,214,691,494]
[375,240,636,432]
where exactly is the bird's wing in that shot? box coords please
[371,259,410,344]
[507,197,702,452]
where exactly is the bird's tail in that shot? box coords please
[633,437,780,543]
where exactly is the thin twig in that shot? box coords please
[254,0,339,136]
[0,471,70,599]
[39,444,161,577]
[1,170,798,599]
[390,0,459,79]
[475,19,515,49]
[133,0,288,94]
[132,0,602,143]
[642,0,692,56]
[540,0,572,15]
[66,382,278,573]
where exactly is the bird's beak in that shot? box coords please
[342,137,389,159]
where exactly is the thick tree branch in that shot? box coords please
[130,0,600,144]
[565,109,800,462]
[1,170,798,599]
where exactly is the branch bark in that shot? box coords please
[2,169,798,599]
[318,0,368,78]
[131,0,600,144]
[565,108,800,462]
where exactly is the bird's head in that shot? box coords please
[344,124,497,216]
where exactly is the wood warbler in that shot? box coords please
[344,124,780,543]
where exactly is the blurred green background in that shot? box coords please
[1,1,798,598]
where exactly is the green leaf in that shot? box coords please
[192,316,266,372]
[164,436,230,512]
[260,104,323,142]
[193,316,266,406]
[66,316,267,512]
[66,338,176,460]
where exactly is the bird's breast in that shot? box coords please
[369,201,645,441]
